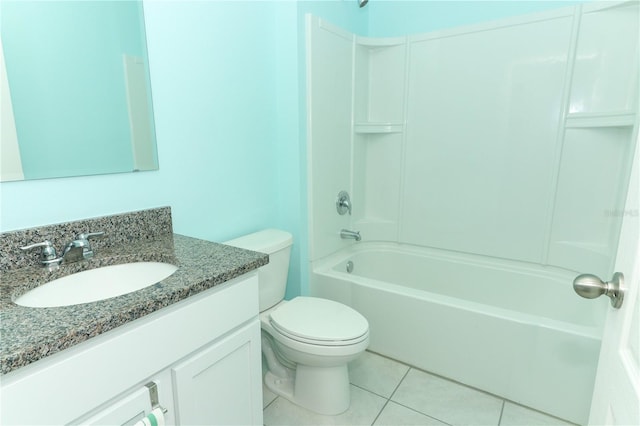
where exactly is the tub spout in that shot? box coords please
[340,229,361,241]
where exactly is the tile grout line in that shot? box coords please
[369,366,412,425]
[370,398,391,425]
[387,400,455,426]
[385,367,470,426]
[497,399,506,425]
[351,382,392,400]
[263,395,279,412]
[391,363,526,425]
[389,366,412,399]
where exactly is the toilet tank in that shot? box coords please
[224,229,293,312]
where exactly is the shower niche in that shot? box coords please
[353,37,406,130]
[352,36,407,241]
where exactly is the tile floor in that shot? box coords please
[262,351,576,426]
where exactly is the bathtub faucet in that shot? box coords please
[340,229,361,242]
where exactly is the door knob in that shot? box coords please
[573,272,624,309]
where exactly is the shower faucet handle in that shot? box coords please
[336,190,352,215]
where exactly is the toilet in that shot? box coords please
[224,229,369,415]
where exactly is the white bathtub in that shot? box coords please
[310,242,607,424]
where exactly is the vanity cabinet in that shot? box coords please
[0,273,263,426]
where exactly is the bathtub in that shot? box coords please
[310,242,607,425]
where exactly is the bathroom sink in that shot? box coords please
[14,262,178,308]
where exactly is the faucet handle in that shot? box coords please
[20,240,58,262]
[75,231,104,259]
[336,190,352,215]
[78,231,105,241]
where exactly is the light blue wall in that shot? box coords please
[142,0,283,242]
[0,0,584,299]
[368,0,587,37]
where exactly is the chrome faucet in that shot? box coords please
[340,229,361,241]
[61,239,89,263]
[62,232,104,262]
[21,231,105,269]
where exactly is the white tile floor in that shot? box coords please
[262,351,576,426]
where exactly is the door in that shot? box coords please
[588,133,640,425]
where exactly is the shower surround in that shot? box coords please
[306,2,639,424]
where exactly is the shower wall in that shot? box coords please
[307,2,639,277]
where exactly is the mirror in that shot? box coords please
[0,0,158,182]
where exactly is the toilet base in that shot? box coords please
[264,364,351,415]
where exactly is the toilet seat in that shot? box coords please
[269,297,369,346]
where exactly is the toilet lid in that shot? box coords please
[269,297,368,344]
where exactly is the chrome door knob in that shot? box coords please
[573,272,624,309]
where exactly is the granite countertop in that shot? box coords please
[0,233,268,375]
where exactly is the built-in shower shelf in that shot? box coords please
[354,123,404,134]
[565,111,636,128]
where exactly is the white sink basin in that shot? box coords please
[15,262,178,308]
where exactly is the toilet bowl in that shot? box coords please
[261,297,369,414]
[224,230,369,415]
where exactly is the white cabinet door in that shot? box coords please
[172,320,263,426]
